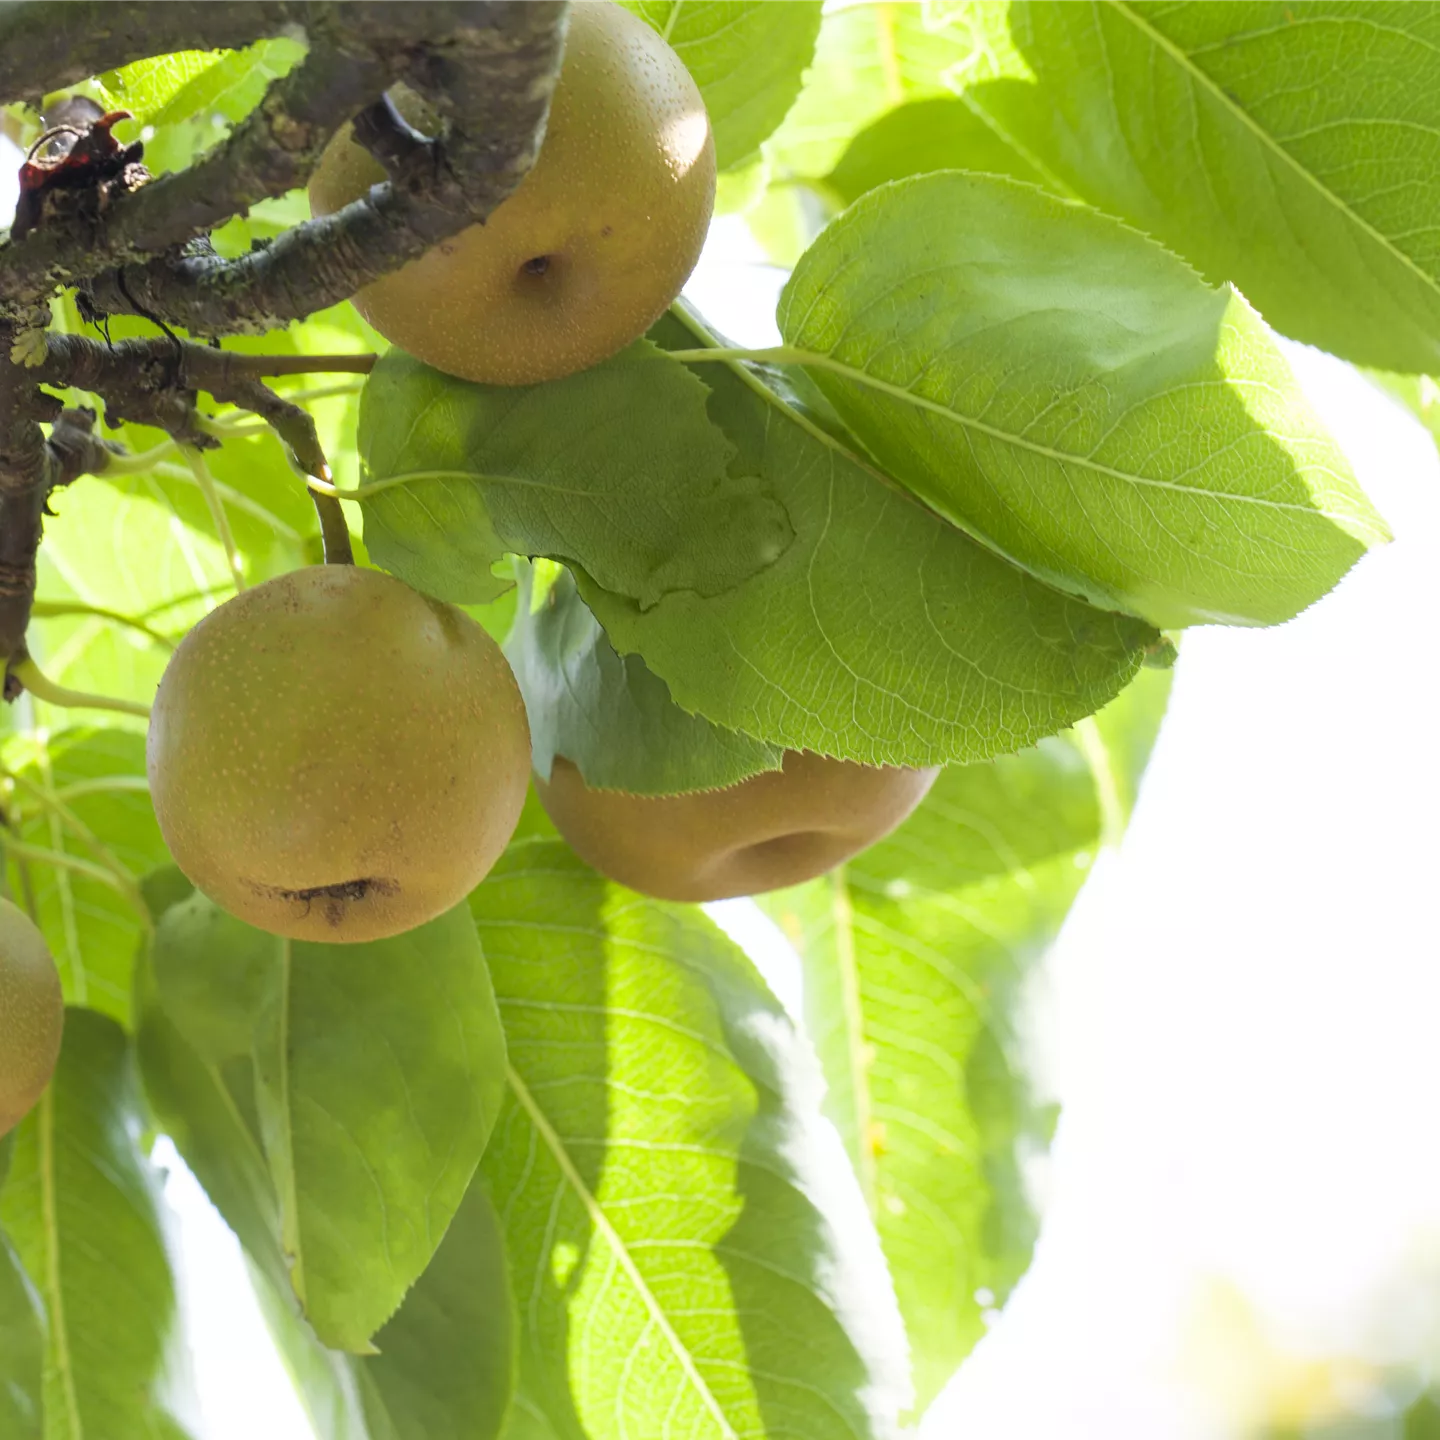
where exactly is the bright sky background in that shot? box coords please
[4,150,1439,1440]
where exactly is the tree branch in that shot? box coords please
[2,2,569,332]
[0,0,569,680]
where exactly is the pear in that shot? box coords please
[147,566,531,942]
[309,0,716,385]
[0,899,63,1137]
[537,751,939,902]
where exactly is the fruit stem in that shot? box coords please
[313,488,355,565]
[8,657,151,720]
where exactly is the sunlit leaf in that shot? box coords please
[763,1,977,181]
[472,839,911,1440]
[145,895,507,1352]
[759,665,1172,1409]
[627,1,823,169]
[952,0,1440,372]
[779,172,1388,628]
[0,1009,202,1439]
[96,35,305,128]
[581,308,1156,765]
[824,95,1050,204]
[359,343,791,607]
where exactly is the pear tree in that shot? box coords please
[0,2,1418,1437]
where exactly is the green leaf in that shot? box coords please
[580,308,1155,766]
[472,839,910,1440]
[778,171,1389,629]
[627,1,824,170]
[152,37,306,127]
[762,1,977,181]
[0,1009,201,1439]
[358,343,792,607]
[1366,370,1440,458]
[2,728,166,1027]
[758,665,1172,1410]
[27,475,233,713]
[257,1188,517,1440]
[1404,1392,1440,1440]
[957,0,1440,373]
[147,894,508,1352]
[825,95,1051,205]
[95,51,227,123]
[504,560,782,795]
[138,985,518,1440]
[0,1225,44,1440]
[96,36,305,128]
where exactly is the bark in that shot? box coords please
[0,0,569,675]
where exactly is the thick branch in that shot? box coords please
[0,332,369,667]
[0,333,117,668]
[0,3,302,107]
[0,0,568,677]
[2,2,569,333]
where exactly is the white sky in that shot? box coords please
[4,155,1440,1439]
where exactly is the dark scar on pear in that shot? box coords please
[246,877,401,926]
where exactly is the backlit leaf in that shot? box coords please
[759,665,1172,1408]
[2,728,166,1027]
[0,1009,201,1439]
[0,1220,44,1440]
[779,172,1388,628]
[472,839,911,1440]
[956,0,1440,372]
[146,895,507,1352]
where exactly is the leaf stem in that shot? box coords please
[1072,716,1125,850]
[9,657,152,720]
[5,772,152,933]
[1,837,152,928]
[662,345,802,367]
[30,599,175,650]
[54,776,151,803]
[181,445,247,592]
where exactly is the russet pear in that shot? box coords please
[537,751,940,902]
[0,899,63,1137]
[147,566,531,943]
[308,0,716,385]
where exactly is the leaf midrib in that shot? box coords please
[505,1061,739,1440]
[829,869,879,1215]
[1106,0,1440,306]
[786,348,1382,533]
[276,935,304,1305]
[39,1087,83,1440]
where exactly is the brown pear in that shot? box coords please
[147,566,532,943]
[0,899,64,1137]
[537,751,940,902]
[308,0,716,385]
